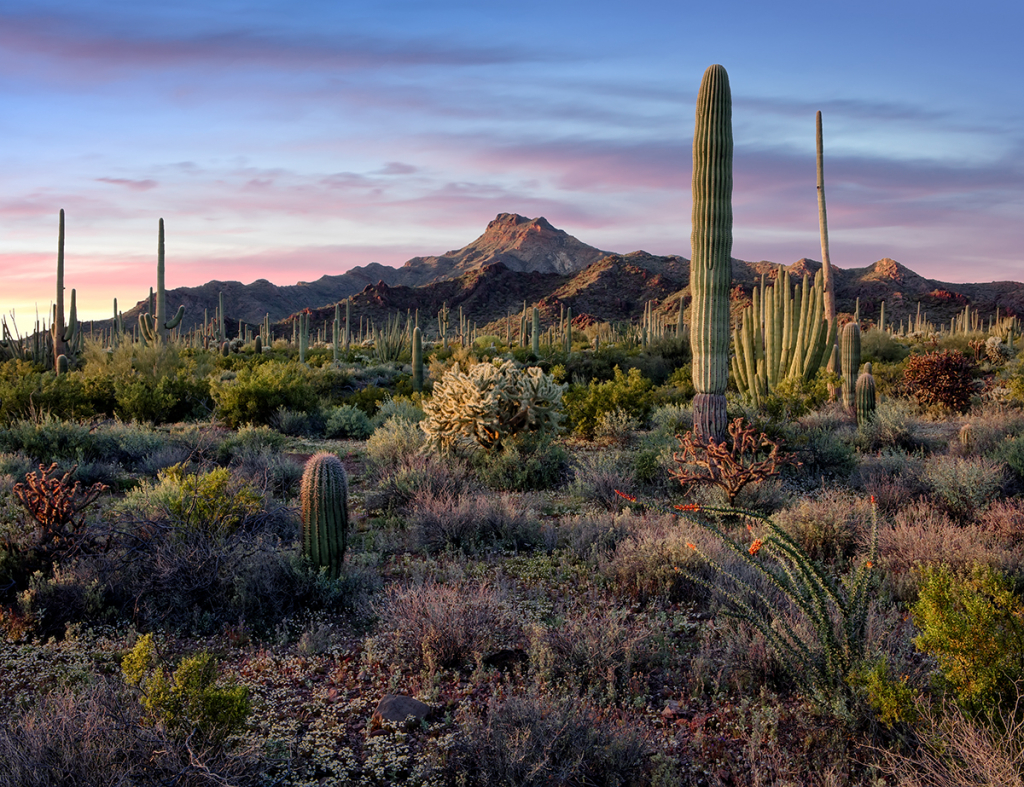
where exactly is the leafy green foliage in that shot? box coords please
[912,563,1024,715]
[474,432,569,491]
[210,361,318,427]
[847,658,919,727]
[122,633,250,743]
[563,366,654,439]
[324,404,374,439]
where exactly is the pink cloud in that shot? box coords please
[96,177,158,191]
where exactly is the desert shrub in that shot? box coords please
[364,453,474,515]
[0,362,105,424]
[788,424,858,483]
[571,450,635,510]
[912,563,1024,715]
[122,633,250,743]
[903,349,977,413]
[851,450,927,515]
[89,420,169,469]
[113,364,211,424]
[854,398,918,451]
[454,692,653,787]
[774,489,874,565]
[269,405,322,436]
[13,562,110,639]
[0,452,33,481]
[0,679,263,787]
[596,511,708,604]
[593,408,642,446]
[474,432,569,492]
[846,657,919,727]
[422,360,565,454]
[0,416,95,464]
[370,395,425,427]
[210,361,318,427]
[978,498,1024,545]
[118,464,272,542]
[878,500,1019,603]
[991,433,1024,483]
[217,424,286,463]
[647,402,693,438]
[563,366,654,439]
[860,328,910,364]
[408,492,542,553]
[921,453,1006,522]
[342,383,391,418]
[363,416,426,473]
[227,445,304,498]
[323,403,374,439]
[528,604,658,703]
[368,580,522,671]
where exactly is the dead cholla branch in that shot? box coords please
[669,418,800,505]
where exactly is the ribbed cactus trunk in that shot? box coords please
[841,321,861,412]
[412,326,424,391]
[531,307,540,356]
[53,209,68,365]
[690,64,733,443]
[300,452,349,579]
[855,362,876,426]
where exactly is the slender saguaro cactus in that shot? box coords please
[690,64,733,443]
[139,219,185,344]
[816,112,837,338]
[300,452,349,579]
[855,362,876,426]
[841,321,861,412]
[51,209,79,370]
[412,326,424,391]
[531,307,541,356]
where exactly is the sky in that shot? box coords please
[1,0,1022,322]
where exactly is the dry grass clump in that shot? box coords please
[363,415,426,472]
[950,406,1024,457]
[364,453,474,515]
[368,579,524,672]
[774,488,874,564]
[876,691,1024,786]
[978,497,1024,544]
[453,691,653,787]
[408,491,542,554]
[570,450,636,510]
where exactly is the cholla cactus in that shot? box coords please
[422,360,565,453]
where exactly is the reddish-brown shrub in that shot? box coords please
[902,349,977,413]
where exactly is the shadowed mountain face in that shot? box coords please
[113,213,1024,338]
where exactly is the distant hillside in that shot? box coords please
[106,212,1024,339]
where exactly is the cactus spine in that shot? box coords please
[841,321,861,412]
[855,362,876,425]
[690,65,733,443]
[300,452,349,578]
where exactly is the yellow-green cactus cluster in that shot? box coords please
[422,360,565,453]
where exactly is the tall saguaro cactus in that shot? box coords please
[690,64,733,443]
[139,219,185,344]
[51,209,79,370]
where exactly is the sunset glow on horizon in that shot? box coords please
[2,0,1022,321]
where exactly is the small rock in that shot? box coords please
[372,694,431,725]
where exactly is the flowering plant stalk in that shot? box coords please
[616,490,878,701]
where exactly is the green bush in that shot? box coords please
[912,563,1024,715]
[474,432,569,492]
[210,361,318,427]
[0,416,96,463]
[324,404,374,439]
[364,416,426,473]
[0,361,105,424]
[922,454,1005,522]
[563,366,654,439]
[847,658,919,727]
[122,633,249,743]
[860,328,910,364]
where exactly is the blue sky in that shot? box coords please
[1,0,1021,320]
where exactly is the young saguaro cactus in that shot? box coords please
[51,209,79,370]
[412,326,424,391]
[855,362,876,426]
[690,64,733,443]
[300,452,349,578]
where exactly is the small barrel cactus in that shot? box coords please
[300,452,349,578]
[855,362,876,426]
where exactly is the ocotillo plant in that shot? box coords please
[841,321,861,412]
[690,64,733,443]
[300,452,349,579]
[139,219,186,344]
[51,209,79,371]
